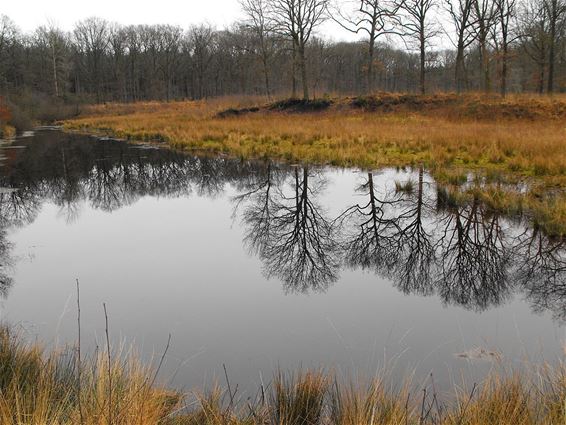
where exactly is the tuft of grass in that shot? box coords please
[0,324,566,424]
[270,370,328,425]
[0,326,181,425]
[328,378,411,425]
[395,180,415,194]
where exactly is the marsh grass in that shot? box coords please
[328,378,412,425]
[0,324,565,424]
[270,370,328,425]
[62,94,566,235]
[394,180,415,194]
[0,326,180,425]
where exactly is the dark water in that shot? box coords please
[0,130,564,393]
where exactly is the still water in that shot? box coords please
[0,130,564,393]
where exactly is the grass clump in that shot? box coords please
[1,324,566,424]
[271,370,328,425]
[329,379,411,425]
[395,179,415,194]
[0,325,180,425]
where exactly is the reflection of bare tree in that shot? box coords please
[0,190,41,227]
[232,162,288,256]
[56,146,85,223]
[261,167,339,293]
[0,228,13,297]
[339,170,521,312]
[2,130,566,320]
[340,172,402,273]
[435,197,510,311]
[392,168,435,295]
[515,228,566,322]
[193,157,228,197]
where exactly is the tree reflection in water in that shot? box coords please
[434,196,510,310]
[0,131,565,322]
[234,165,339,293]
[515,227,566,321]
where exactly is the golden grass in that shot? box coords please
[1,324,565,424]
[0,326,180,425]
[64,94,566,234]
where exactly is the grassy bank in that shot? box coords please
[63,93,566,235]
[0,325,565,424]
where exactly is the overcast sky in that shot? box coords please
[2,0,244,31]
[1,0,358,40]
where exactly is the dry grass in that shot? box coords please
[63,93,566,234]
[1,325,565,424]
[0,326,180,425]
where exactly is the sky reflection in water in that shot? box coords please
[0,130,564,393]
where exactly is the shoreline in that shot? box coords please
[0,324,564,424]
[62,95,566,236]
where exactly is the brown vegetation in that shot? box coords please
[64,94,566,234]
[2,323,565,424]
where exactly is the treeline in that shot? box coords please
[0,0,564,108]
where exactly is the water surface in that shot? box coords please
[0,130,564,393]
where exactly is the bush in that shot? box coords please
[269,98,332,112]
[3,90,83,131]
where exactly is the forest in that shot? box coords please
[0,0,564,122]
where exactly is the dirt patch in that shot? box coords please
[352,93,459,112]
[268,98,332,113]
[351,93,566,120]
[216,106,260,118]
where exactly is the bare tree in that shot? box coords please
[472,0,497,92]
[73,17,110,102]
[519,0,550,93]
[445,0,478,93]
[187,24,216,99]
[333,0,402,92]
[156,25,183,101]
[396,0,439,93]
[492,0,517,96]
[241,0,277,98]
[270,0,329,99]
[0,15,19,90]
[108,24,127,101]
[543,0,566,92]
[36,23,68,97]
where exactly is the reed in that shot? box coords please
[0,324,565,424]
[0,326,180,425]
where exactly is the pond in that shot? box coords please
[0,130,564,394]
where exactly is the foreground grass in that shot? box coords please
[64,93,566,235]
[1,325,565,425]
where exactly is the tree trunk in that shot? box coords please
[480,38,491,92]
[538,59,545,94]
[291,41,297,98]
[368,38,375,93]
[299,44,309,100]
[262,55,271,100]
[547,5,556,93]
[500,38,508,96]
[51,44,59,97]
[419,29,426,95]
[455,44,465,94]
